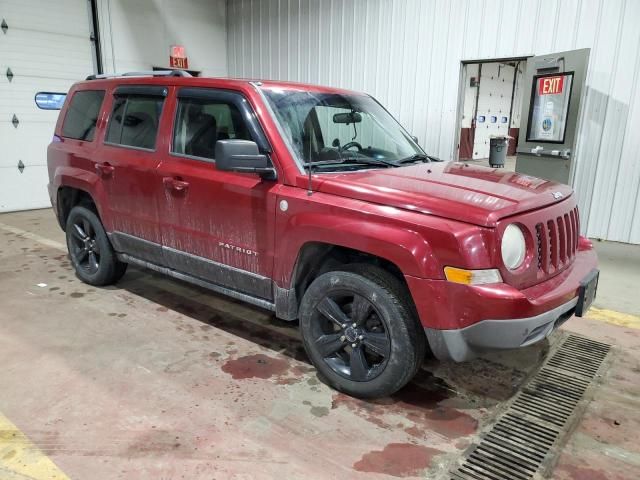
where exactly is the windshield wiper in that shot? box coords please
[397,153,442,164]
[303,157,396,169]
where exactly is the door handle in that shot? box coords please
[163,176,190,193]
[517,147,571,159]
[95,162,115,178]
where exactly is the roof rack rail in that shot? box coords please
[85,70,192,81]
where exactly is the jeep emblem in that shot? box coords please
[552,191,564,200]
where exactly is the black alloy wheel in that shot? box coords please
[299,265,426,398]
[69,217,101,274]
[65,205,127,286]
[311,293,390,382]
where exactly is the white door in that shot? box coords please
[515,49,590,185]
[0,0,94,212]
[472,63,515,160]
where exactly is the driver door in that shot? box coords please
[155,87,279,300]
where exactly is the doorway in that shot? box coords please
[456,58,527,167]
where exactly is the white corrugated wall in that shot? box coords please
[226,0,640,244]
[96,0,227,76]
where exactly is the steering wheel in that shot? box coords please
[340,141,363,152]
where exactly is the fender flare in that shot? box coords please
[273,212,440,288]
[53,166,110,228]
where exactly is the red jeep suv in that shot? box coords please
[47,71,598,398]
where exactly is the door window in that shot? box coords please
[172,97,252,160]
[61,90,105,141]
[106,95,165,150]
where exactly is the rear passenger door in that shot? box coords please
[97,85,167,262]
[155,87,278,301]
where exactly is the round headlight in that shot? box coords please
[501,224,526,270]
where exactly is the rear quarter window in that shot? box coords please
[61,90,105,141]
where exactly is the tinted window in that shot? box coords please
[172,97,252,160]
[106,95,164,150]
[61,90,105,141]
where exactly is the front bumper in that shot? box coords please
[424,297,577,361]
[405,244,598,362]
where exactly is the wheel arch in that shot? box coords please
[289,242,408,302]
[53,167,107,231]
[273,232,433,322]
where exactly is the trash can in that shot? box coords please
[489,136,509,168]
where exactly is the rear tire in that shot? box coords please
[66,205,127,286]
[299,264,425,398]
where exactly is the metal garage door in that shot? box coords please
[472,63,515,160]
[0,0,94,212]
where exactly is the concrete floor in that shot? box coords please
[0,208,639,479]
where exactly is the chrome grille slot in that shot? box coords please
[536,224,544,271]
[557,217,566,265]
[564,214,572,260]
[536,207,580,275]
[547,220,558,270]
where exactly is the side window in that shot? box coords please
[172,97,252,160]
[106,94,164,150]
[61,90,105,141]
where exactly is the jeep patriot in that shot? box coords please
[47,71,599,398]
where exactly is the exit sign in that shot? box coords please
[538,75,564,95]
[170,45,189,69]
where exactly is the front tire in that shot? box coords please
[66,205,127,286]
[299,265,425,398]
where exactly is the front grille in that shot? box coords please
[535,206,580,275]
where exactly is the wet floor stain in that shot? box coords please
[429,357,530,403]
[69,292,84,298]
[122,273,308,361]
[124,429,192,458]
[331,371,478,439]
[353,443,442,477]
[310,406,329,417]
[221,353,290,380]
[556,465,611,480]
[302,400,330,417]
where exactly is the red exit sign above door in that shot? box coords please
[170,45,188,69]
[538,76,564,95]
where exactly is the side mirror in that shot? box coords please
[215,140,276,180]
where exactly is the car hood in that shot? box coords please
[310,162,574,227]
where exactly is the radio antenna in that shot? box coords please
[306,127,314,196]
[307,163,313,196]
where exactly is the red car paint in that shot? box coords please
[47,76,597,340]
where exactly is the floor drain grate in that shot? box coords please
[452,335,611,480]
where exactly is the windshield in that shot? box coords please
[261,88,424,171]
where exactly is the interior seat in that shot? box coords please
[185,113,217,159]
[121,111,157,149]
